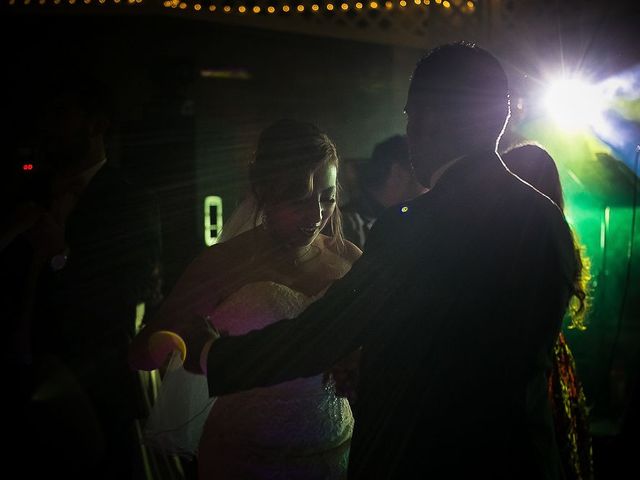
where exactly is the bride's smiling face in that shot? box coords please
[264,162,338,248]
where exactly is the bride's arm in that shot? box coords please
[128,244,233,371]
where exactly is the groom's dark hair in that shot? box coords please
[409,42,510,145]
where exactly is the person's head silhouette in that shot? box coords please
[405,42,510,188]
[361,134,427,207]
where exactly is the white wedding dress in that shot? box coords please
[143,195,353,478]
[198,281,353,479]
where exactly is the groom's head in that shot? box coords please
[405,42,510,187]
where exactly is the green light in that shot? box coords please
[135,302,146,333]
[204,195,223,246]
[401,206,409,213]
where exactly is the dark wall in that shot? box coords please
[2,13,410,290]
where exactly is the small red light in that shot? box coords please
[23,164,34,171]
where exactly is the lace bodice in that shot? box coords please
[201,281,354,453]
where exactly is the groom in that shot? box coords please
[183,42,575,479]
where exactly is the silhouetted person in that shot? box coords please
[2,65,162,479]
[503,143,594,480]
[341,135,427,249]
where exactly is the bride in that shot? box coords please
[129,119,361,479]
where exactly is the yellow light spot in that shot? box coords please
[370,1,378,7]
[296,4,304,11]
[443,0,450,7]
[466,0,474,8]
[114,0,120,3]
[68,0,75,4]
[355,1,362,8]
[195,3,202,9]
[414,0,420,5]
[253,5,260,12]
[163,0,170,5]
[311,3,319,11]
[99,0,106,3]
[340,2,348,10]
[326,3,333,10]
[435,0,441,3]
[385,1,392,8]
[424,0,429,4]
[209,4,215,9]
[179,1,187,7]
[267,5,275,12]
[282,4,290,11]
[238,5,246,12]
[399,0,406,6]
[84,0,91,4]
[223,5,231,11]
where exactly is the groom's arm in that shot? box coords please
[205,221,399,396]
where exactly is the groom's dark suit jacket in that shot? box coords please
[206,151,576,479]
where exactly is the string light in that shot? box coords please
[22,0,477,15]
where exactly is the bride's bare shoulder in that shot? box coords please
[320,235,362,265]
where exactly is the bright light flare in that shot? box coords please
[544,77,606,131]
